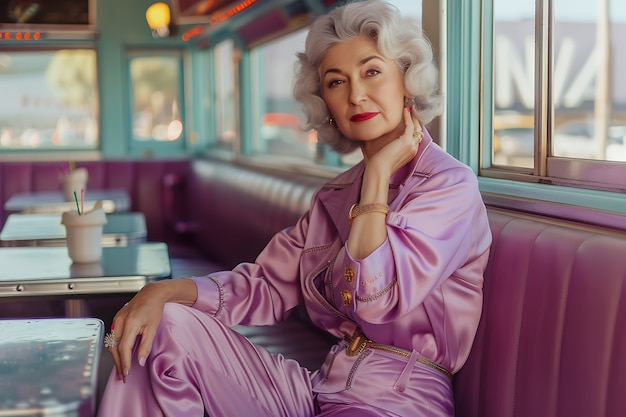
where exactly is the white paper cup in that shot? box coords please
[61,208,107,263]
[60,167,89,202]
[70,261,104,277]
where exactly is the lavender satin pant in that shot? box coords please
[97,303,453,416]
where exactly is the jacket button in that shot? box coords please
[341,290,352,306]
[344,266,354,283]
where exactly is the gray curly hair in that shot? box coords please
[293,0,443,154]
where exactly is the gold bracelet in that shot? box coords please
[349,203,390,225]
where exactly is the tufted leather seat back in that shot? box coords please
[185,158,327,269]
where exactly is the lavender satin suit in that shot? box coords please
[97,130,492,417]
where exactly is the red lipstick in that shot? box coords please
[350,112,378,122]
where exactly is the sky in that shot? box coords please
[386,0,421,19]
[387,0,626,23]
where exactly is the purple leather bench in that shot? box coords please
[182,158,327,270]
[0,159,190,243]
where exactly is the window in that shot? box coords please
[251,28,319,163]
[0,48,98,151]
[552,1,626,163]
[128,50,185,151]
[214,39,238,150]
[485,0,626,192]
[246,1,423,168]
[492,1,535,168]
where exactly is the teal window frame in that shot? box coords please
[125,48,188,158]
[448,0,626,216]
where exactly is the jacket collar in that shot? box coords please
[318,127,434,242]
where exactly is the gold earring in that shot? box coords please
[404,97,415,108]
[328,116,337,129]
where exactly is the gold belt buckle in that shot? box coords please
[346,333,368,356]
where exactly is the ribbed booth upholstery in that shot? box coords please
[454,208,626,417]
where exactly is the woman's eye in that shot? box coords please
[366,68,381,76]
[327,79,342,88]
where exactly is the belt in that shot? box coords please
[345,332,452,379]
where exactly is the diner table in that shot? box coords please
[0,242,171,317]
[3,189,131,214]
[0,212,147,247]
[0,317,103,417]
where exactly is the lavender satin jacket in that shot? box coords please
[193,129,492,374]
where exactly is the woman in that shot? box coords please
[97,1,491,416]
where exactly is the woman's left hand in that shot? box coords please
[106,278,198,382]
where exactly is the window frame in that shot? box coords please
[0,44,100,158]
[450,0,626,220]
[125,48,188,158]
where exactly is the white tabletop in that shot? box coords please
[0,242,171,298]
[0,212,147,247]
[0,318,103,416]
[4,189,131,214]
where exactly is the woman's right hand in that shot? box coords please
[365,106,421,179]
[107,278,198,381]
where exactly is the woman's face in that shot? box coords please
[320,35,407,146]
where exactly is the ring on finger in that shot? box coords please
[104,330,119,348]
